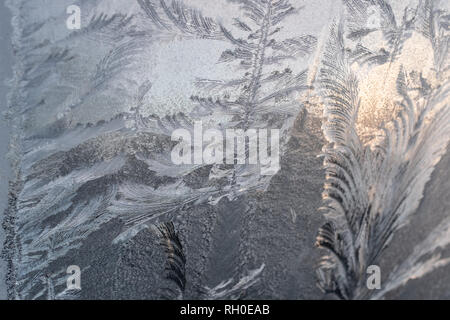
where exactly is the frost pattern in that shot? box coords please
[315,0,449,299]
[2,0,316,299]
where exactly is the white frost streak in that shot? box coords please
[203,264,265,300]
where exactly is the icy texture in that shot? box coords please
[1,0,449,300]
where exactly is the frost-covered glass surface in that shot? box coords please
[0,0,449,299]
